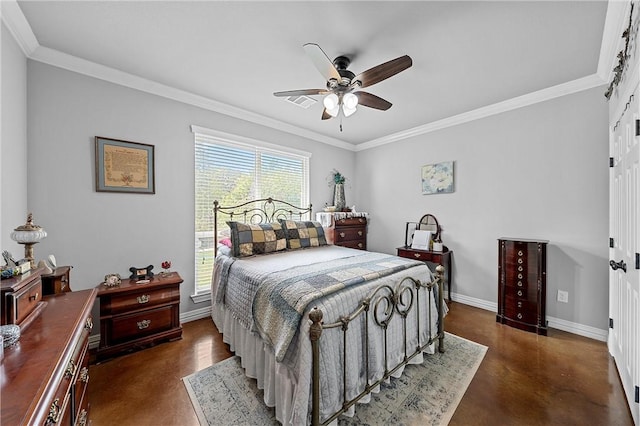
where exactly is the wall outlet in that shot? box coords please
[557,290,569,303]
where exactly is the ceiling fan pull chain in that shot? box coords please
[340,117,343,132]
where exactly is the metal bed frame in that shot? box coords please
[213,198,445,425]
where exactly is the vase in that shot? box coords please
[334,183,346,211]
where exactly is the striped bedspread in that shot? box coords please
[251,251,423,362]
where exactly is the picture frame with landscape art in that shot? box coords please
[95,136,155,194]
[422,161,454,195]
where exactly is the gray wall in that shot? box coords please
[26,61,355,315]
[354,87,609,332]
[1,22,29,257]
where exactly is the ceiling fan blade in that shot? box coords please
[321,109,333,120]
[353,55,412,88]
[356,91,392,110]
[303,43,341,82]
[273,89,327,97]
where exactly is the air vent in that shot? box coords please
[284,95,317,109]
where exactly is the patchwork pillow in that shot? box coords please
[227,221,287,257]
[278,220,327,250]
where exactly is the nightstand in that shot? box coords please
[41,265,72,295]
[396,246,453,301]
[96,272,182,361]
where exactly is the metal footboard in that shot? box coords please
[309,264,445,426]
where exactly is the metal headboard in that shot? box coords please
[213,197,313,255]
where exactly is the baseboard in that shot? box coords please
[450,292,608,342]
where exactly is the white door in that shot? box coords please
[609,82,640,425]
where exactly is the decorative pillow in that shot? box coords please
[227,221,287,257]
[218,237,232,248]
[278,220,327,250]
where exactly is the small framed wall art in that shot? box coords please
[421,161,454,195]
[95,136,155,194]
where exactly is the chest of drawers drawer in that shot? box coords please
[101,286,177,315]
[109,305,174,344]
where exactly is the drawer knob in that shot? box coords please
[517,301,522,308]
[85,317,93,332]
[137,294,150,304]
[518,266,523,272]
[518,258,523,264]
[414,253,421,258]
[517,281,523,287]
[358,243,363,248]
[518,250,523,256]
[339,232,346,238]
[137,319,151,329]
[80,366,89,383]
[517,290,523,297]
[517,273,523,279]
[358,231,363,236]
[47,398,61,424]
[65,359,77,379]
[29,292,39,301]
[517,313,523,320]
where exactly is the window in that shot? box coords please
[192,126,310,296]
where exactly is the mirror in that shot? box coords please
[418,214,440,242]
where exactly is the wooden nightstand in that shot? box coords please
[96,272,183,361]
[41,265,72,295]
[397,246,453,301]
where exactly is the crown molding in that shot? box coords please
[0,0,38,56]
[355,73,607,152]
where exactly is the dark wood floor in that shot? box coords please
[89,303,633,425]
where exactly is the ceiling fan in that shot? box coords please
[274,43,412,120]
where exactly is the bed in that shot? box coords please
[210,198,446,425]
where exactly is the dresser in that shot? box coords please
[96,272,182,361]
[1,267,46,329]
[317,213,367,250]
[496,238,548,335]
[41,265,73,295]
[1,289,97,425]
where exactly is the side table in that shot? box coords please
[397,246,453,301]
[96,272,182,361]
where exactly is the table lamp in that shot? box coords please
[10,213,47,269]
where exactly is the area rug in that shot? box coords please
[182,332,487,425]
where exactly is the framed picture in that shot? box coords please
[421,161,454,195]
[95,136,155,194]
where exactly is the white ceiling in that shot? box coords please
[9,1,611,148]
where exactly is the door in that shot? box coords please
[609,82,640,425]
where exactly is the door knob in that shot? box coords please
[609,260,627,272]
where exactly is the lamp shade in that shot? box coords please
[323,93,339,110]
[10,213,46,268]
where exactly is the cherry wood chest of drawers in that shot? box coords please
[496,238,548,335]
[1,289,96,425]
[96,272,182,360]
[330,217,367,250]
[1,267,46,329]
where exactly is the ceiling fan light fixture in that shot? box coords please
[342,104,357,117]
[326,105,340,117]
[343,93,358,109]
[323,93,339,110]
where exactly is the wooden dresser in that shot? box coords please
[496,238,548,335]
[96,272,182,361]
[1,289,97,425]
[317,213,368,250]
